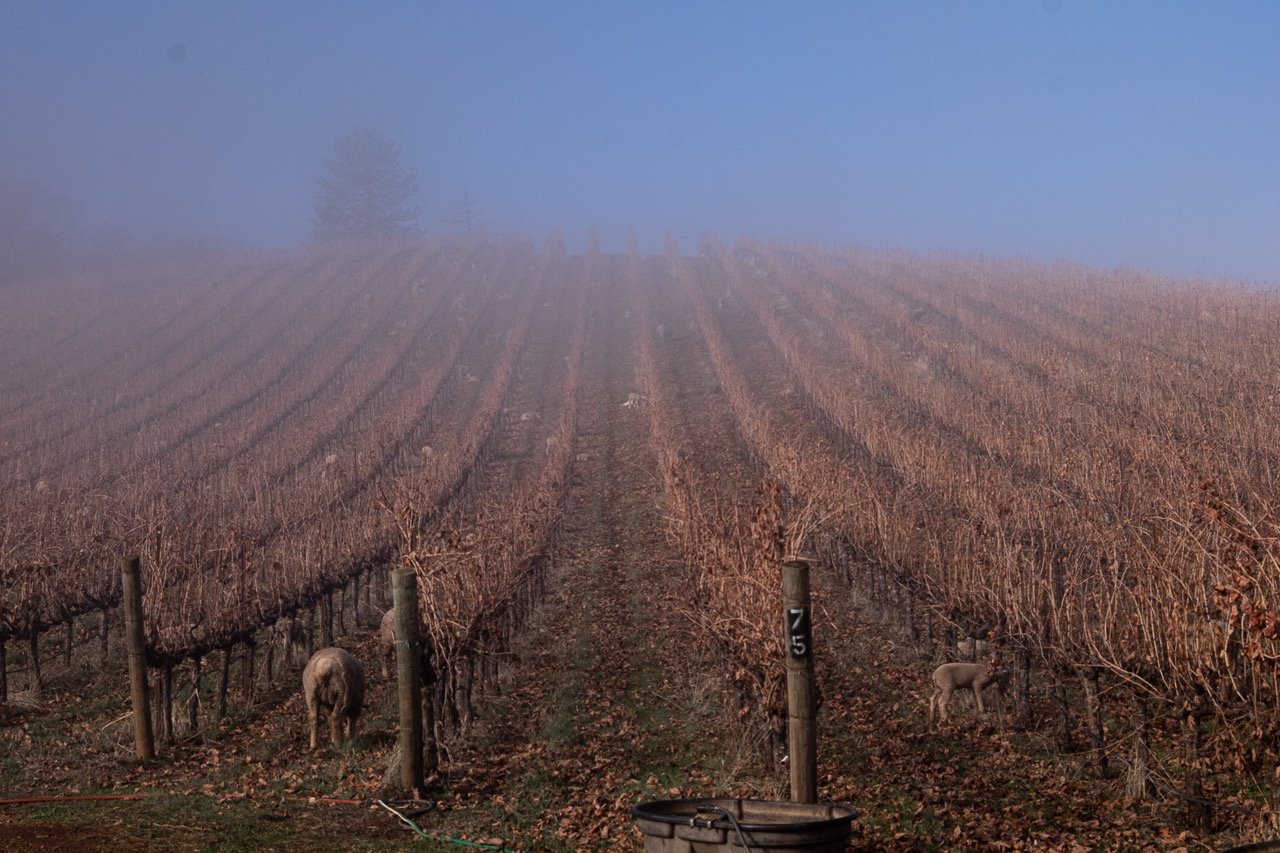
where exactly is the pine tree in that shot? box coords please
[313,129,419,241]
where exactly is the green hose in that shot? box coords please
[375,799,509,851]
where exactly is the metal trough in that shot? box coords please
[632,797,856,852]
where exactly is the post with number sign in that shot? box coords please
[783,559,817,803]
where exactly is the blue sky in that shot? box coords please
[2,1,1278,280]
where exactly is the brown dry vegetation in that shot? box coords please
[3,233,1280,850]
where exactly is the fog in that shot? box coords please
[3,1,1279,280]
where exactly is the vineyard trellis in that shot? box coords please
[2,231,1280,837]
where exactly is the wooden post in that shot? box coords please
[217,647,231,722]
[782,559,817,804]
[323,591,335,646]
[189,654,202,735]
[162,663,175,745]
[28,631,42,692]
[336,587,346,635]
[1183,699,1211,831]
[99,606,110,669]
[1078,665,1107,778]
[393,569,424,794]
[1127,686,1153,800]
[241,642,255,699]
[264,632,276,683]
[121,556,155,760]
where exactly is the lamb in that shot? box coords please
[302,647,365,750]
[928,660,1011,724]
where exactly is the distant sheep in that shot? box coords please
[928,660,1011,724]
[379,609,396,678]
[274,616,306,668]
[302,647,365,749]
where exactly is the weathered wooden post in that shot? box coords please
[99,606,111,669]
[121,556,155,760]
[393,569,424,795]
[28,631,42,691]
[783,559,817,804]
[189,654,202,734]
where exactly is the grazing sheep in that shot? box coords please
[928,660,1011,724]
[274,616,306,668]
[302,647,365,750]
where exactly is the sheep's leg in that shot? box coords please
[974,686,986,716]
[939,687,953,722]
[329,705,342,746]
[308,700,320,750]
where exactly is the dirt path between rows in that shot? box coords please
[421,283,772,850]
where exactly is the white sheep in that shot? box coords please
[302,647,365,749]
[378,609,436,685]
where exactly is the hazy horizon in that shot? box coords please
[3,1,1278,282]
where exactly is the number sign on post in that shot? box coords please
[782,559,817,804]
[788,605,811,660]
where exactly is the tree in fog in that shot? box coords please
[0,178,77,283]
[441,191,490,235]
[313,129,419,241]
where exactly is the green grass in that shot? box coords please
[15,793,408,852]
[855,790,945,848]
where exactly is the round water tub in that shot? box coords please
[632,797,856,852]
